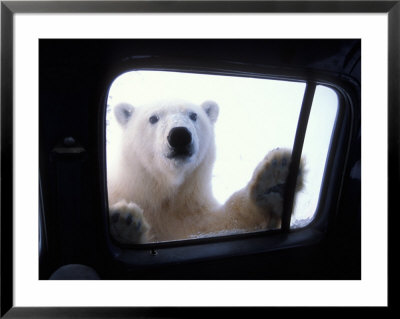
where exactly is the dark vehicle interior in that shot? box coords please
[39,39,361,280]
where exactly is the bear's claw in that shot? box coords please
[264,183,285,196]
[110,212,120,223]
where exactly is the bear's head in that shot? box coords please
[113,100,219,186]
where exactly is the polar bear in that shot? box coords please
[107,99,304,244]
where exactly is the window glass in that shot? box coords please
[291,85,338,228]
[106,71,337,242]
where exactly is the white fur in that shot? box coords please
[108,100,304,243]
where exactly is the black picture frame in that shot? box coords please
[1,1,395,317]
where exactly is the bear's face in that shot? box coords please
[114,100,219,186]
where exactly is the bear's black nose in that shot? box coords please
[168,127,192,149]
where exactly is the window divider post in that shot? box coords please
[281,82,316,232]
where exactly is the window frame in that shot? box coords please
[98,56,358,269]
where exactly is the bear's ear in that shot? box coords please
[201,100,219,123]
[114,102,134,126]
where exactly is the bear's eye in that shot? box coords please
[149,115,159,124]
[189,112,197,122]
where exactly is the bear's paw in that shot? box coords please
[249,148,304,219]
[109,200,150,244]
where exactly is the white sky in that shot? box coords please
[106,70,338,226]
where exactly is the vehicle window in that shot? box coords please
[106,71,338,243]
